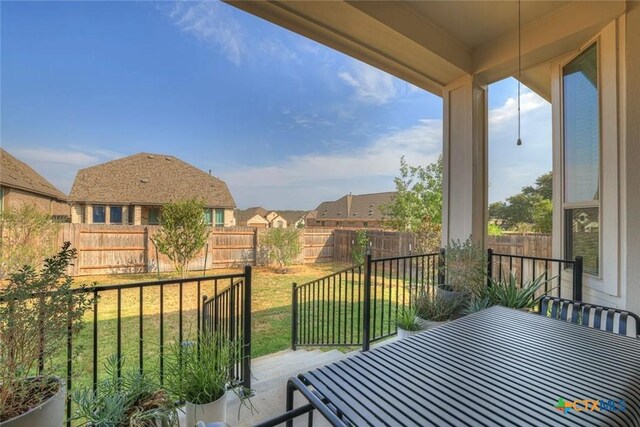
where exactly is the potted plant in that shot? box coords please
[484,272,552,310]
[413,290,463,330]
[71,355,178,426]
[439,239,486,302]
[0,242,93,427]
[164,333,251,426]
[396,308,423,339]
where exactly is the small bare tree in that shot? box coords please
[152,199,210,277]
[0,204,61,279]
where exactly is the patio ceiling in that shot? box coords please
[227,0,625,100]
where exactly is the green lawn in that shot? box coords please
[51,263,350,389]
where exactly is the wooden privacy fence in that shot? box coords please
[58,224,334,276]
[332,229,552,263]
[55,224,549,277]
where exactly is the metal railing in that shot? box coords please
[292,249,583,352]
[487,249,583,301]
[202,265,252,389]
[1,269,252,426]
[291,252,440,351]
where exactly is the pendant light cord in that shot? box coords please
[517,0,522,146]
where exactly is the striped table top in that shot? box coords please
[299,305,640,426]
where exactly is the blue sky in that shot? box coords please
[1,1,551,209]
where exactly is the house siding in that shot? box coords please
[1,186,69,219]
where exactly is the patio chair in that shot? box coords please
[539,296,640,338]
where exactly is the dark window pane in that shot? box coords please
[203,208,212,225]
[566,207,599,275]
[148,208,160,224]
[563,43,599,203]
[215,209,224,227]
[93,205,105,223]
[110,206,122,224]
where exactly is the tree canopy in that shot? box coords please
[488,172,552,233]
[382,155,443,232]
[152,198,210,277]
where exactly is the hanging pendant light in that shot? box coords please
[517,0,523,146]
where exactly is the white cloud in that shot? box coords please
[488,89,552,203]
[9,147,124,194]
[489,90,547,126]
[338,62,398,105]
[168,1,245,65]
[221,119,442,209]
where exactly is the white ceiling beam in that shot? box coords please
[226,0,472,96]
[473,1,626,84]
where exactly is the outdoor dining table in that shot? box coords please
[281,305,640,427]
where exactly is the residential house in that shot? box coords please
[235,207,271,228]
[232,0,640,314]
[278,210,308,228]
[306,192,395,228]
[0,148,69,220]
[235,208,307,228]
[69,153,235,226]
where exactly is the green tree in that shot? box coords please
[382,155,443,232]
[152,199,210,277]
[260,228,301,273]
[488,171,553,232]
[351,229,368,266]
[0,204,61,279]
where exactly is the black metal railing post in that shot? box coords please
[362,252,372,352]
[573,256,583,302]
[486,248,494,287]
[291,283,298,350]
[243,265,252,390]
[437,247,446,285]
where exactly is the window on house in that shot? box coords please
[148,207,160,225]
[276,220,284,228]
[363,222,368,228]
[128,206,135,224]
[203,208,213,225]
[214,209,224,227]
[93,205,106,223]
[563,42,599,276]
[110,206,123,224]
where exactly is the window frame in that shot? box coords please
[560,40,603,279]
[92,205,106,224]
[203,208,213,226]
[110,206,123,224]
[148,207,160,225]
[214,209,224,227]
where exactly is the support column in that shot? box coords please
[441,75,488,247]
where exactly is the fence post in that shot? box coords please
[486,248,494,288]
[573,256,583,302]
[291,283,298,351]
[362,252,372,352]
[243,265,252,390]
[437,248,446,285]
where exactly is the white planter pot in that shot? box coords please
[397,326,421,339]
[417,317,450,331]
[185,392,227,427]
[0,378,65,427]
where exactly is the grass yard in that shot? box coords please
[47,263,351,392]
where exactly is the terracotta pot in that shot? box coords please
[185,391,227,427]
[1,377,65,427]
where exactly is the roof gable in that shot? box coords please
[69,153,235,207]
[0,149,67,201]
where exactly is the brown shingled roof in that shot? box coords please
[69,153,235,207]
[0,148,67,201]
[314,192,396,221]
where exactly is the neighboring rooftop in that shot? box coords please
[234,207,269,225]
[0,148,67,201]
[314,192,396,221]
[69,153,235,207]
[277,210,308,225]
